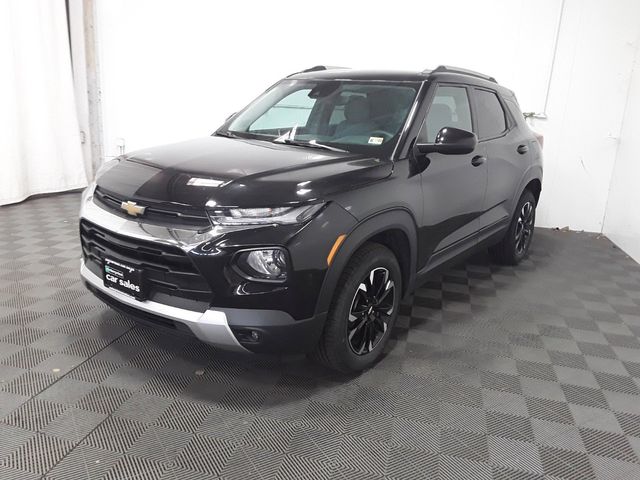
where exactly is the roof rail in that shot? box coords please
[429,65,497,83]
[287,65,349,77]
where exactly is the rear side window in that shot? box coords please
[419,86,473,143]
[475,89,507,139]
[505,98,526,127]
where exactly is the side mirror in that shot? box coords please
[416,127,478,155]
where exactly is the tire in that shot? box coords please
[311,243,401,373]
[489,189,536,265]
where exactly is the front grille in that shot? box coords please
[80,219,212,309]
[94,187,210,229]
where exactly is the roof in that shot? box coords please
[287,65,513,95]
[288,68,429,82]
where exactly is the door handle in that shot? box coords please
[517,144,529,154]
[471,155,486,167]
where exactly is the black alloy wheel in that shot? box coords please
[311,243,401,373]
[347,267,396,355]
[515,201,535,256]
[489,189,537,265]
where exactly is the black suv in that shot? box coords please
[80,65,543,372]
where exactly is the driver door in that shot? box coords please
[418,84,488,268]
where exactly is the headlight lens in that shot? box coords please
[208,203,324,226]
[235,249,288,281]
[81,181,96,204]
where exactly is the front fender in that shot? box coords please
[314,208,418,317]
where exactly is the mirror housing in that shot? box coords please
[416,127,478,155]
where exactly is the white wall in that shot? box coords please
[94,0,640,233]
[603,40,640,263]
[95,0,561,154]
[533,0,640,232]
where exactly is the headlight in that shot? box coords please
[235,248,288,281]
[208,203,324,226]
[81,181,96,204]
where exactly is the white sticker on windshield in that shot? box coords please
[368,136,384,145]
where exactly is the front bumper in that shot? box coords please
[79,186,334,353]
[81,259,325,353]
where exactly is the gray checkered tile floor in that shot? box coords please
[1,192,640,479]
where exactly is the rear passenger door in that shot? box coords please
[472,88,530,235]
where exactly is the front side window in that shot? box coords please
[225,80,420,154]
[418,86,473,143]
[475,89,507,139]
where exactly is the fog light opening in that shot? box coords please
[234,248,288,282]
[232,328,263,344]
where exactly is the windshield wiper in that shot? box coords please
[274,138,347,153]
[214,130,239,139]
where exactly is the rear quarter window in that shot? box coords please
[504,98,527,128]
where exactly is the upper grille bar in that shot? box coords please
[94,187,210,228]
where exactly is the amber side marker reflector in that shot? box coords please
[327,234,347,266]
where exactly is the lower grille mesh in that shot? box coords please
[80,219,212,307]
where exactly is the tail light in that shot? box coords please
[534,131,544,149]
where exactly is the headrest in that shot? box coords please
[344,97,370,123]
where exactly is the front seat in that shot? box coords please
[334,96,371,137]
[425,103,453,143]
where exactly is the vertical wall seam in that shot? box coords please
[601,31,640,235]
[543,0,566,115]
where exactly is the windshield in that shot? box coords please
[223,79,420,154]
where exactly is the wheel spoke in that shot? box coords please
[366,323,375,353]
[377,304,394,316]
[373,315,387,333]
[349,285,368,320]
[377,279,394,303]
[359,323,371,354]
[349,317,367,341]
[368,268,386,298]
[515,224,524,241]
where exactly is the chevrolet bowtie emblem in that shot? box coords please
[120,201,146,217]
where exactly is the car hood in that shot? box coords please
[96,136,392,208]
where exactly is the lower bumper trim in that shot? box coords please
[80,260,249,352]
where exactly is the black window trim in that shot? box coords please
[416,82,477,144]
[502,97,523,128]
[472,86,511,142]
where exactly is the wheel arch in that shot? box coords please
[524,178,542,204]
[314,209,418,317]
[513,166,543,209]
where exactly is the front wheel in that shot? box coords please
[311,243,401,373]
[489,189,536,265]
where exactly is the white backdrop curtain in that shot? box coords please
[0,0,87,206]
